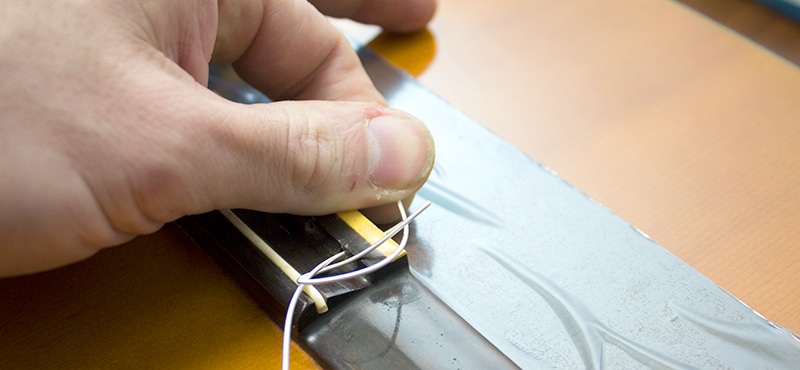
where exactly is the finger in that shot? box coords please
[203,100,434,215]
[112,85,433,224]
[213,0,432,221]
[214,0,382,103]
[309,0,437,33]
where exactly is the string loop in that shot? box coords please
[281,200,432,370]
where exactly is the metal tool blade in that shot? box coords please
[356,47,800,368]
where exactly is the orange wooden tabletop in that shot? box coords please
[2,1,799,369]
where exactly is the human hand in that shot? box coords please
[0,0,436,276]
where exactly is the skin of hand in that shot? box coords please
[0,0,437,277]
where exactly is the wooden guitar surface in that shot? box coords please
[2,1,799,368]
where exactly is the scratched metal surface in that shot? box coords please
[208,47,800,368]
[358,47,800,368]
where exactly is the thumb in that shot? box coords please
[152,98,434,219]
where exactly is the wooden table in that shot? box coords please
[2,0,798,368]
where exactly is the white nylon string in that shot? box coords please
[281,200,431,370]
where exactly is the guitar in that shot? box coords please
[3,1,800,369]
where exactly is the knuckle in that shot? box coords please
[287,118,342,193]
[128,159,185,225]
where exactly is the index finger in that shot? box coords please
[213,0,383,103]
[309,0,437,34]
